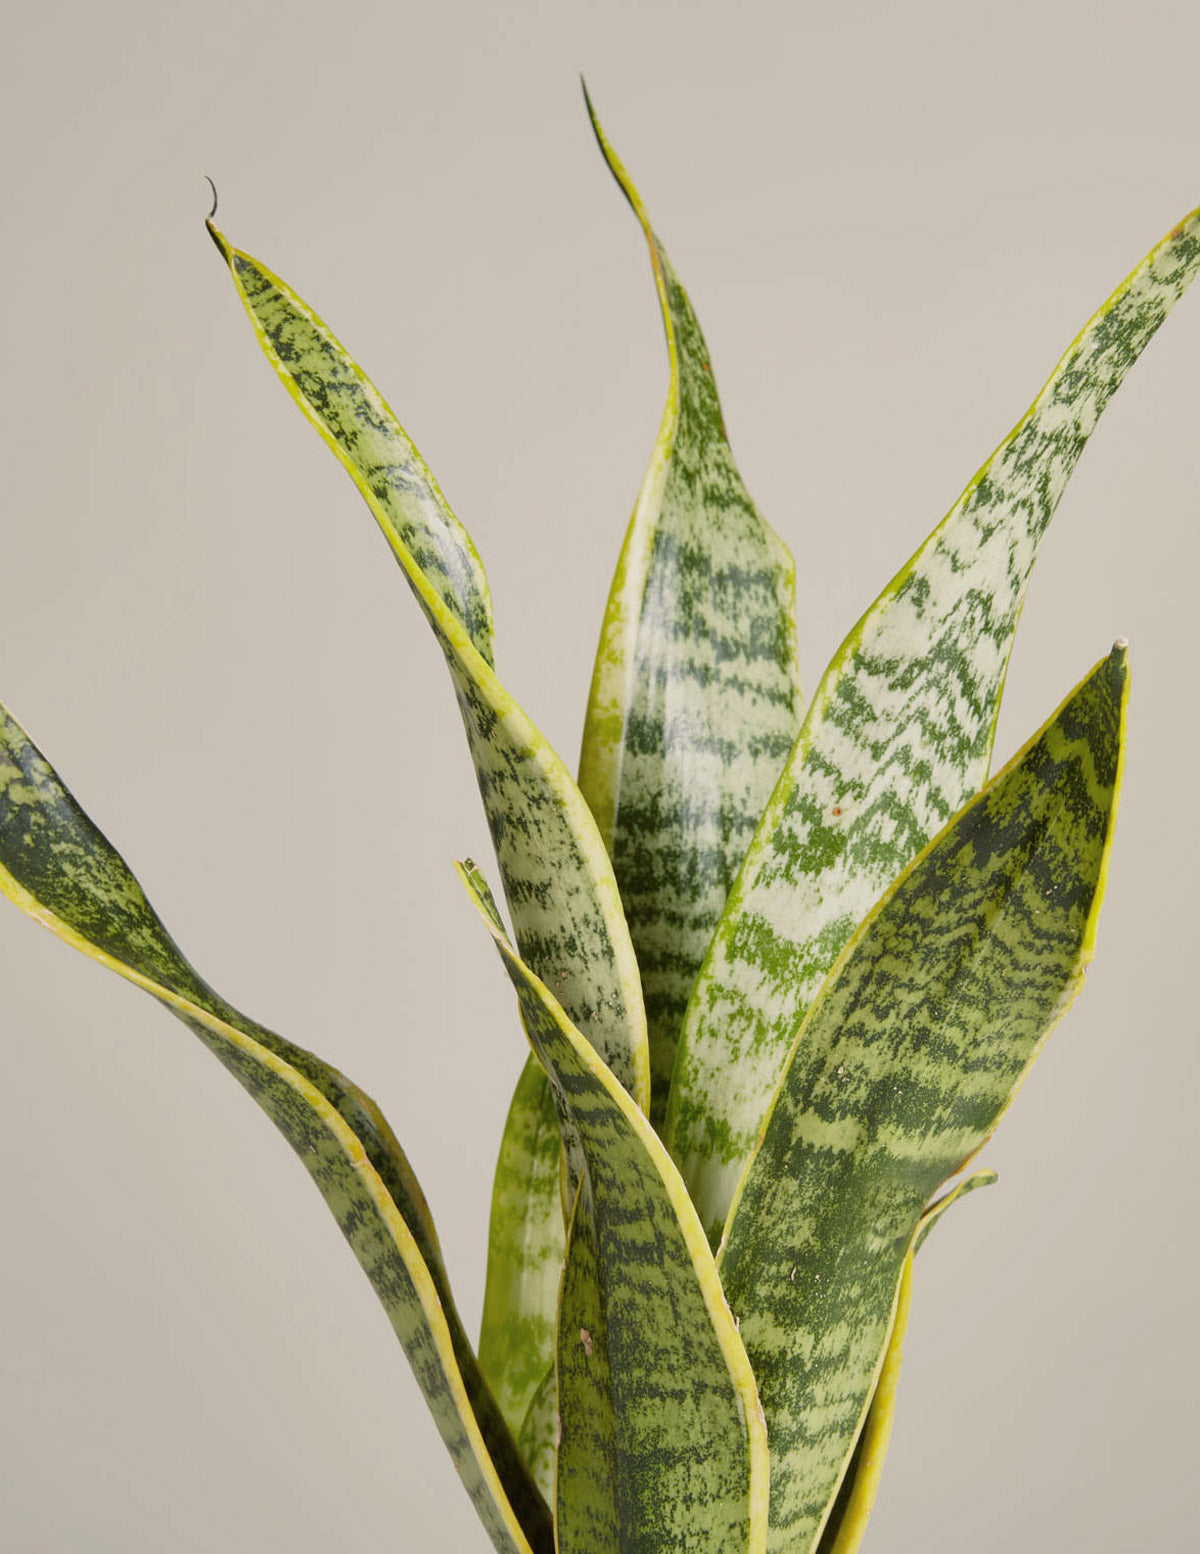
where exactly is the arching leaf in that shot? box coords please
[0,703,551,1554]
[209,220,648,1112]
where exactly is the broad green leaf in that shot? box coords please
[817,1171,996,1554]
[479,1053,566,1437]
[667,207,1200,1236]
[459,861,769,1554]
[716,647,1127,1554]
[0,704,551,1554]
[208,221,649,1113]
[517,1364,558,1506]
[578,91,803,1126]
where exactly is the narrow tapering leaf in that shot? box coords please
[817,1171,997,1554]
[668,209,1199,1235]
[479,1053,566,1437]
[0,705,551,1554]
[717,647,1126,1554]
[912,1168,998,1254]
[208,221,649,1113]
[578,91,803,1125]
[459,861,769,1554]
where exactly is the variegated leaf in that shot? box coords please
[667,207,1200,1237]
[913,1168,998,1255]
[459,861,769,1554]
[717,647,1126,1554]
[208,221,649,1112]
[0,703,551,1554]
[555,1190,621,1553]
[816,1255,914,1554]
[479,1053,566,1437]
[578,91,803,1125]
[517,1364,558,1506]
[817,1171,996,1554]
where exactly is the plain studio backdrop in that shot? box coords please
[2,2,1196,1550]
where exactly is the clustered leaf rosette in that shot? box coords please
[1,91,1196,1554]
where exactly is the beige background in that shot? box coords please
[2,2,1197,1549]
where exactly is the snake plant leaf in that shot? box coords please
[716,645,1127,1554]
[458,860,769,1554]
[0,704,552,1554]
[913,1168,998,1254]
[817,1171,996,1554]
[578,91,803,1126]
[817,1254,914,1554]
[555,1190,622,1553]
[479,1052,566,1437]
[667,206,1200,1236]
[208,221,649,1114]
[517,1364,558,1505]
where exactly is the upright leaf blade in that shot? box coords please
[717,647,1127,1554]
[479,1052,566,1437]
[209,223,649,1113]
[579,92,803,1124]
[667,208,1200,1235]
[460,862,769,1554]
[0,704,551,1554]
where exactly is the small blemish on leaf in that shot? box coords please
[580,1327,594,1357]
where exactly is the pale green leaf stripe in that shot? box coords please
[209,222,649,1114]
[578,92,803,1125]
[717,647,1126,1554]
[459,861,769,1554]
[0,704,551,1554]
[479,1053,565,1436]
[816,1171,996,1554]
[667,207,1199,1236]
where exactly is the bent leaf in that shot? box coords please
[459,861,769,1554]
[817,1170,996,1554]
[913,1168,998,1254]
[479,1052,566,1437]
[0,704,551,1554]
[667,207,1200,1236]
[717,646,1127,1554]
[208,220,648,1113]
[578,90,803,1125]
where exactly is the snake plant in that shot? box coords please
[2,89,1196,1554]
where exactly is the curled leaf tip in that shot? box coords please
[204,175,219,221]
